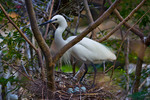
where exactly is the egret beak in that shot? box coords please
[39,19,56,26]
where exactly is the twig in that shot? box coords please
[37,49,46,80]
[21,61,30,77]
[83,0,96,39]
[0,4,38,52]
[25,0,55,93]
[2,60,38,85]
[74,6,84,35]
[0,21,9,29]
[44,0,55,39]
[109,6,149,79]
[105,9,149,74]
[138,76,148,90]
[0,3,46,82]
[108,0,144,40]
[98,0,146,42]
[53,1,73,15]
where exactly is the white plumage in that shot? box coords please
[40,15,116,85]
[45,15,116,63]
[67,36,116,63]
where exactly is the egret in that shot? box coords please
[40,15,116,86]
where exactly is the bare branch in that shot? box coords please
[83,0,97,39]
[138,75,149,90]
[25,0,55,94]
[44,0,55,39]
[108,0,144,40]
[25,0,52,61]
[2,60,37,85]
[108,9,149,78]
[74,6,83,35]
[0,3,47,82]
[0,4,38,52]
[0,21,9,29]
[98,0,146,42]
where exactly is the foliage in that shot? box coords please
[0,31,24,61]
[128,91,150,100]
[119,0,150,34]
[0,0,150,99]
[0,76,18,86]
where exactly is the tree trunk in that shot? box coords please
[25,0,55,98]
[132,42,147,93]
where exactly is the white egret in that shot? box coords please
[40,15,116,86]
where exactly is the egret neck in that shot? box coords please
[54,20,68,48]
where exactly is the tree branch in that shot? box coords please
[0,3,46,83]
[2,60,38,85]
[53,0,121,63]
[25,0,51,60]
[44,0,55,39]
[83,0,96,39]
[0,4,38,52]
[108,0,144,40]
[25,0,55,95]
[98,0,146,42]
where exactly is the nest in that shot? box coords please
[25,71,124,99]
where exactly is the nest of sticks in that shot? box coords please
[25,71,124,100]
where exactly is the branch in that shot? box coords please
[108,0,144,40]
[83,0,94,24]
[98,0,146,42]
[138,75,149,90]
[0,4,38,52]
[25,0,52,62]
[0,21,9,29]
[53,0,121,63]
[25,0,55,93]
[83,0,96,39]
[106,9,149,75]
[2,60,38,85]
[0,4,46,80]
[74,6,83,35]
[44,0,55,39]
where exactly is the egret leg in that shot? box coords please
[91,63,97,87]
[79,64,88,84]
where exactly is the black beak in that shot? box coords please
[39,19,54,26]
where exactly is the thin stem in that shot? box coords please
[98,0,146,42]
[44,0,55,39]
[108,0,144,40]
[109,5,149,79]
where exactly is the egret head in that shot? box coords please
[39,15,67,27]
